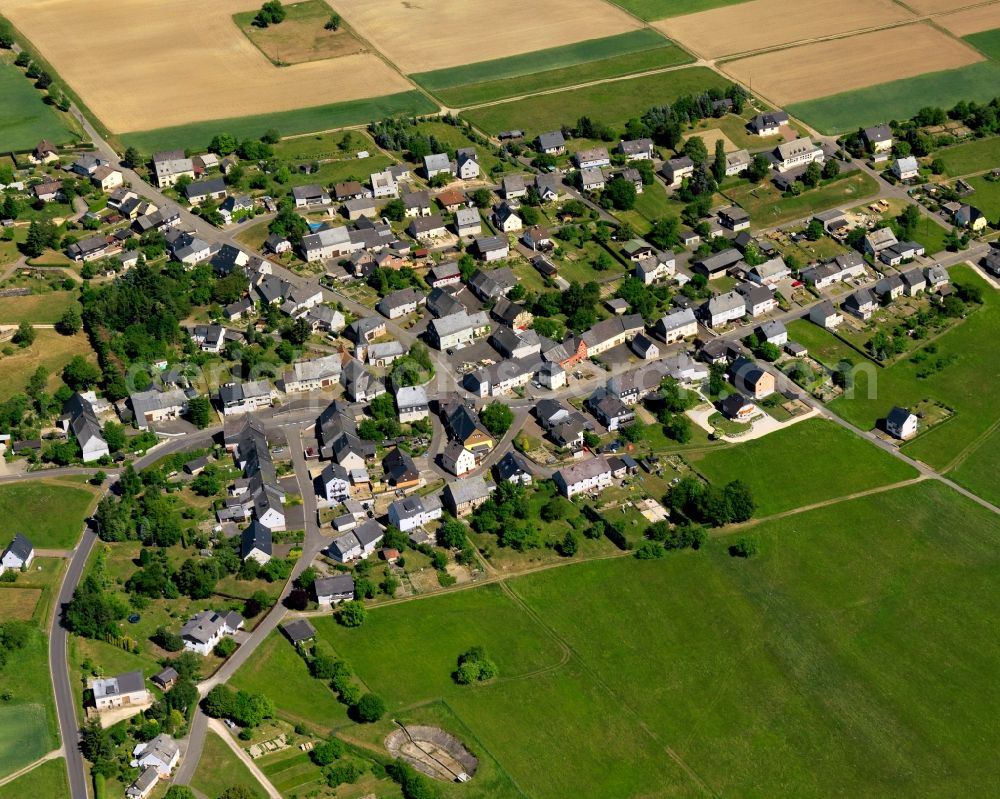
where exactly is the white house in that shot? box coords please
[886,406,918,440]
[395,385,429,423]
[654,308,698,344]
[131,735,179,776]
[321,462,351,502]
[553,457,614,498]
[892,156,920,181]
[90,671,149,712]
[773,138,824,173]
[387,494,443,532]
[315,573,355,607]
[240,520,273,565]
[179,610,244,656]
[328,520,384,563]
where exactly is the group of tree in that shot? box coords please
[253,0,286,26]
[654,376,695,444]
[203,685,275,728]
[666,476,755,527]
[532,280,601,333]
[470,480,541,551]
[453,646,498,685]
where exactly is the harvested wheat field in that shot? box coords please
[937,4,1000,36]
[903,0,996,14]
[324,0,642,73]
[0,0,413,133]
[655,0,913,59]
[722,24,983,105]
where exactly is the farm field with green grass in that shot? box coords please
[787,61,1000,135]
[0,480,97,549]
[720,172,879,228]
[963,27,1000,62]
[318,481,1000,797]
[413,30,692,107]
[606,0,749,22]
[687,417,918,516]
[0,53,74,152]
[462,67,730,137]
[119,90,437,154]
[818,266,1000,471]
[935,136,1000,177]
[191,731,265,799]
[0,757,68,799]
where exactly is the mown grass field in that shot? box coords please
[720,171,879,228]
[0,481,97,549]
[0,291,79,325]
[462,67,730,137]
[0,53,74,152]
[191,731,265,799]
[936,136,1000,177]
[606,0,749,22]
[966,174,1000,217]
[319,481,1000,797]
[119,90,438,154]
[0,704,50,779]
[0,757,68,799]
[413,30,692,107]
[787,61,1000,135]
[815,266,1000,471]
[229,630,348,732]
[0,330,96,402]
[687,417,918,516]
[786,318,866,367]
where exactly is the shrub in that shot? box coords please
[353,692,386,723]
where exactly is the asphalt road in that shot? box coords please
[48,526,98,799]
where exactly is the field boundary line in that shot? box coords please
[942,412,1000,474]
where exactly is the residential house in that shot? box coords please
[874,274,905,301]
[720,392,756,420]
[428,261,461,288]
[534,173,561,202]
[863,227,898,258]
[891,156,920,181]
[240,520,272,564]
[863,124,893,153]
[809,300,842,329]
[377,287,425,319]
[183,177,227,207]
[31,180,63,202]
[773,138,824,173]
[886,406,918,440]
[739,283,777,317]
[29,139,59,164]
[729,356,775,399]
[580,167,605,192]
[573,147,610,169]
[491,296,533,330]
[618,138,654,160]
[281,355,342,394]
[579,314,644,357]
[693,248,743,279]
[343,197,377,220]
[395,385,429,423]
[129,388,189,430]
[494,451,533,485]
[408,214,447,240]
[126,767,160,799]
[719,206,751,231]
[842,287,877,320]
[441,442,477,476]
[403,190,432,217]
[536,360,566,390]
[66,235,112,262]
[536,131,566,155]
[748,111,789,136]
[501,174,527,201]
[321,462,351,502]
[340,359,385,402]
[91,165,124,191]
[456,147,480,180]
[490,326,541,360]
[468,267,517,301]
[388,494,442,532]
[454,207,481,236]
[747,256,790,286]
[0,534,34,574]
[522,225,551,251]
[370,169,398,198]
[346,316,387,343]
[132,734,179,776]
[955,204,987,232]
[587,388,635,431]
[474,235,510,262]
[314,574,355,607]
[292,184,332,208]
[725,149,751,176]
[443,475,495,516]
[424,153,453,179]
[654,308,698,344]
[426,286,465,318]
[427,309,491,350]
[219,194,254,224]
[384,449,421,491]
[553,457,613,498]
[662,156,694,188]
[218,380,276,415]
[444,403,495,453]
[634,251,676,284]
[925,264,949,291]
[152,150,194,188]
[328,520,384,563]
[90,671,149,712]
[190,323,226,353]
[880,240,924,266]
[701,291,746,328]
[62,392,110,463]
[757,320,788,347]
[630,333,659,359]
[179,610,243,656]
[493,202,522,233]
[900,268,927,296]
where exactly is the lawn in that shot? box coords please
[0,291,79,325]
[315,584,691,798]
[613,180,685,234]
[687,417,918,516]
[191,731,265,799]
[0,623,59,777]
[462,67,730,137]
[827,265,1000,471]
[413,30,692,107]
[0,330,96,401]
[605,0,749,22]
[318,480,1000,797]
[720,172,879,228]
[233,0,364,66]
[905,213,952,256]
[0,481,98,549]
[935,136,1000,178]
[0,704,50,779]
[229,630,348,732]
[786,318,867,368]
[966,174,1000,218]
[0,757,68,799]
[119,91,438,154]
[271,128,376,161]
[0,52,75,151]
[787,61,1000,135]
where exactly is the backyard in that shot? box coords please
[0,480,99,549]
[720,172,879,228]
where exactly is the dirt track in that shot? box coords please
[937,3,1000,36]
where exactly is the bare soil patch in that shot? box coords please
[324,0,642,73]
[721,24,984,105]
[0,0,413,133]
[937,3,1000,36]
[385,725,478,782]
[688,128,737,152]
[655,0,914,59]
